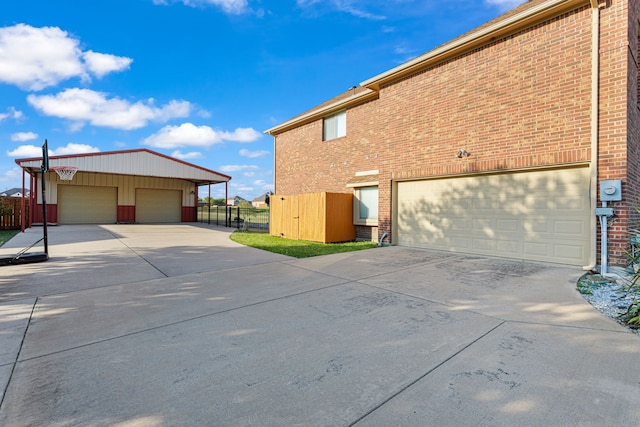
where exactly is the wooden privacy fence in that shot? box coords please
[270,192,355,243]
[0,197,28,230]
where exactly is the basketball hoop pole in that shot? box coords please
[41,140,49,255]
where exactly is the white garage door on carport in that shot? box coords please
[136,189,182,223]
[396,167,590,266]
[58,185,117,224]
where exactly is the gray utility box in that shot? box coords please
[600,180,622,202]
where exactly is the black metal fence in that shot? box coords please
[197,205,270,232]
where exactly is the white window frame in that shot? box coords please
[323,110,346,141]
[353,185,378,226]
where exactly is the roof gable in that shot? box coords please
[15,149,230,184]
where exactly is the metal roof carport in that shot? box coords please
[15,148,231,229]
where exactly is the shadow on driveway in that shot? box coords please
[1,225,639,426]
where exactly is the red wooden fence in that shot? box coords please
[0,197,28,230]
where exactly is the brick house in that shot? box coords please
[266,0,640,268]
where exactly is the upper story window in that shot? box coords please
[323,110,346,141]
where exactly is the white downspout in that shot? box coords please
[584,0,600,271]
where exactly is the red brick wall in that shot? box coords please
[596,0,635,263]
[117,205,135,223]
[274,2,635,265]
[625,0,640,261]
[274,98,381,195]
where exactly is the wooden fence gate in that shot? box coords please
[270,192,355,243]
[0,197,28,230]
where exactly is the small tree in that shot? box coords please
[0,198,13,216]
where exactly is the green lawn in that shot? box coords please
[230,231,378,258]
[0,230,19,247]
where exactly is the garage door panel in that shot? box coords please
[555,195,587,210]
[554,243,585,262]
[472,238,497,252]
[497,219,518,232]
[525,197,551,210]
[526,219,551,234]
[397,168,590,265]
[136,189,181,223]
[449,237,470,249]
[554,219,585,235]
[58,185,117,224]
[472,198,495,210]
[524,241,551,257]
[496,240,519,254]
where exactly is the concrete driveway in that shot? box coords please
[0,224,639,426]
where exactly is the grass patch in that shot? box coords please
[0,230,19,247]
[230,231,378,258]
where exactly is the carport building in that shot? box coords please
[15,149,230,227]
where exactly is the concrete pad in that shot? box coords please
[100,224,293,276]
[0,299,33,365]
[0,224,291,302]
[1,283,502,426]
[0,249,165,303]
[21,262,349,359]
[355,322,640,426]
[2,227,639,426]
[285,246,456,280]
[362,253,624,330]
[0,299,34,407]
[0,364,13,404]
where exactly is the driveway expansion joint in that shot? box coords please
[0,297,37,411]
[349,320,507,426]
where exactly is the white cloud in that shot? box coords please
[143,123,261,149]
[155,0,249,14]
[7,142,100,157]
[253,180,273,191]
[0,167,22,183]
[0,107,24,122]
[219,164,259,173]
[296,0,386,20]
[6,145,42,158]
[27,88,191,130]
[484,0,527,12]
[82,51,133,78]
[143,123,223,148]
[171,150,203,160]
[0,24,132,91]
[51,143,100,156]
[10,132,38,142]
[239,148,269,158]
[223,127,262,142]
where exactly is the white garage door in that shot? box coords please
[396,167,590,265]
[136,189,182,223]
[58,185,117,224]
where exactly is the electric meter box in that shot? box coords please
[600,180,622,202]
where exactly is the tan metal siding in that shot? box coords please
[396,167,590,266]
[42,172,195,207]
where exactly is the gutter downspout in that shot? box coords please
[584,0,600,271]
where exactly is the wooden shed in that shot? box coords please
[270,192,355,243]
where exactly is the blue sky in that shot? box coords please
[0,0,525,200]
